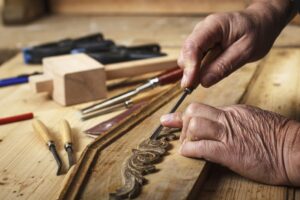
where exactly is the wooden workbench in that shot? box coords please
[0,15,300,200]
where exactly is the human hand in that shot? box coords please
[179,1,296,88]
[160,103,300,186]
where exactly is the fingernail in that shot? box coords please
[181,74,188,88]
[202,73,218,87]
[160,114,172,123]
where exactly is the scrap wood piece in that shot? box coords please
[110,128,179,199]
[58,83,182,200]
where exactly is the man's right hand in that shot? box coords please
[179,1,296,88]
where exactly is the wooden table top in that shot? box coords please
[0,15,299,200]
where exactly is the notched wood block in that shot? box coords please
[30,54,107,106]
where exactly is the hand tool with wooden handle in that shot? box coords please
[32,119,63,175]
[60,120,75,169]
[81,67,183,115]
[150,46,223,140]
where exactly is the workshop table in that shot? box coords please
[0,15,300,200]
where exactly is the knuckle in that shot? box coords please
[188,117,198,133]
[204,14,220,24]
[185,102,200,116]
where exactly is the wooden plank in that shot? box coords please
[196,48,300,200]
[58,61,258,199]
[0,15,300,49]
[291,15,300,26]
[196,165,287,200]
[49,0,247,15]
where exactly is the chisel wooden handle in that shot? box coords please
[61,119,72,144]
[158,68,183,86]
[32,119,52,143]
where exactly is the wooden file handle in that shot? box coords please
[158,68,183,86]
[32,119,52,143]
[61,119,72,144]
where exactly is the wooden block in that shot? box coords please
[41,54,107,106]
[29,74,53,93]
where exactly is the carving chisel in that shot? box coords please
[81,88,165,120]
[81,67,183,115]
[32,119,63,176]
[150,87,193,140]
[61,120,75,169]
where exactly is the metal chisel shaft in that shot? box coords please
[150,88,193,140]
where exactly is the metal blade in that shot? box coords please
[81,102,126,121]
[49,144,63,176]
[81,78,158,115]
[81,89,137,114]
[66,146,75,168]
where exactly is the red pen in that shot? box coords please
[0,112,34,125]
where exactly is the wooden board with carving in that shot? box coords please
[58,61,258,199]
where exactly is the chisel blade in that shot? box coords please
[66,146,75,168]
[49,144,63,176]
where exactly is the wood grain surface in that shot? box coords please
[49,0,247,15]
[1,14,300,200]
[0,15,299,50]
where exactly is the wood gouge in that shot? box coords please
[32,119,63,176]
[81,67,183,115]
[61,120,75,169]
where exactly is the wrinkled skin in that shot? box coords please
[167,0,300,186]
[179,1,297,88]
[161,103,300,186]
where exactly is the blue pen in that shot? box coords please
[0,72,42,87]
